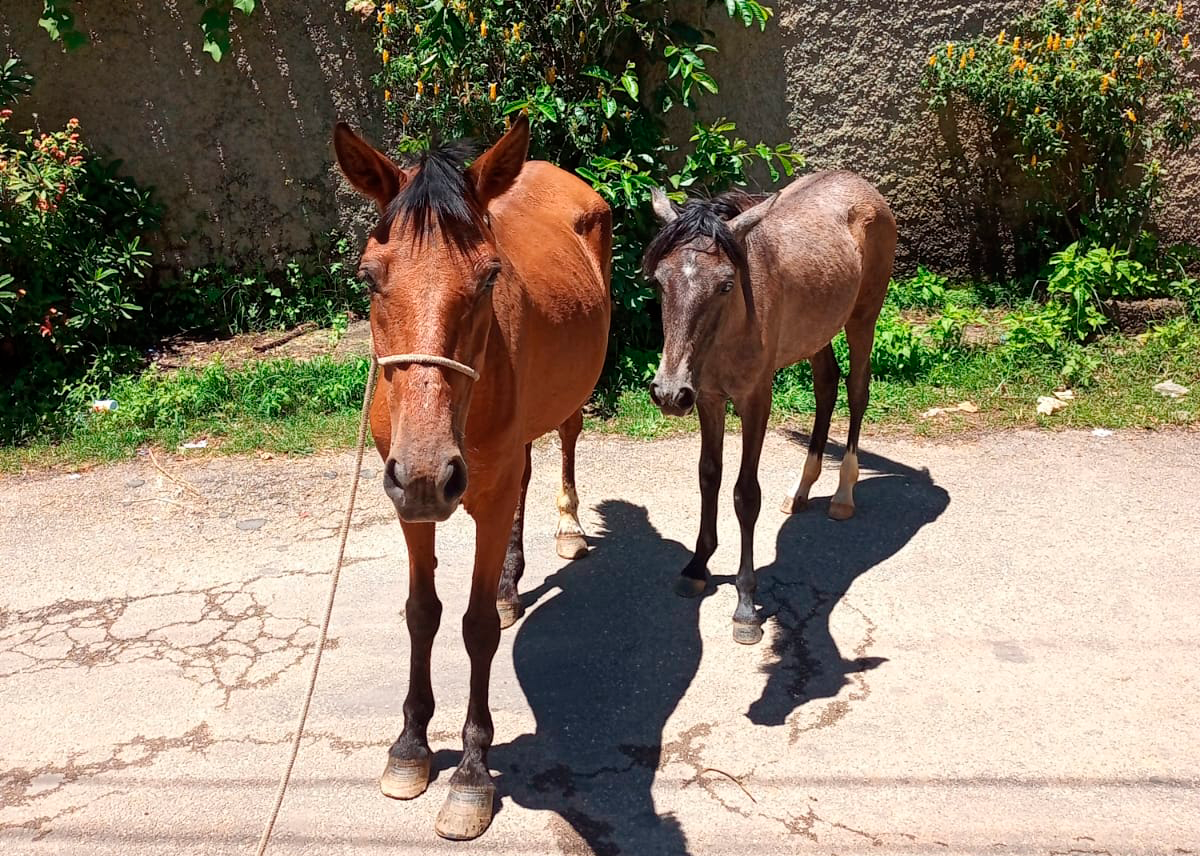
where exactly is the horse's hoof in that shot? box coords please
[674,575,708,599]
[828,501,855,521]
[555,533,589,560]
[780,494,808,515]
[497,599,524,630]
[732,620,764,645]
[380,755,430,800]
[434,783,496,841]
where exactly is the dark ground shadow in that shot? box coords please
[748,433,951,726]
[490,438,949,855]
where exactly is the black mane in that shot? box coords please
[377,139,482,251]
[641,190,765,280]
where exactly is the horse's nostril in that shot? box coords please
[648,382,662,406]
[441,456,468,504]
[385,457,404,487]
[677,386,696,412]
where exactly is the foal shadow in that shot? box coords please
[490,439,949,854]
[493,500,699,856]
[747,433,950,726]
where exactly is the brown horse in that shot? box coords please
[333,116,611,840]
[644,172,896,644]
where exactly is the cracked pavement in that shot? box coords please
[1,429,1197,854]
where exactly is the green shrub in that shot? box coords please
[923,0,1197,268]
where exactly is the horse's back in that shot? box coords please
[756,171,894,365]
[491,161,612,438]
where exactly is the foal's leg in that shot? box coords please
[435,472,522,841]
[554,408,589,560]
[676,392,726,598]
[781,343,839,514]
[381,521,440,800]
[731,386,771,645]
[496,443,532,630]
[831,318,877,520]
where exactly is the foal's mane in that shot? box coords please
[376,139,484,252]
[641,189,766,280]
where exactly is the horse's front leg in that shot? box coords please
[731,387,770,644]
[434,469,522,840]
[677,393,726,597]
[381,520,440,799]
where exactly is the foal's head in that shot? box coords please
[333,117,530,521]
[643,189,770,415]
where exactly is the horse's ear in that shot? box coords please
[333,122,404,211]
[467,114,530,208]
[650,187,678,224]
[727,193,779,242]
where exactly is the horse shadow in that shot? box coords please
[488,438,949,855]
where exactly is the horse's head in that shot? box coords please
[643,188,770,416]
[334,117,530,521]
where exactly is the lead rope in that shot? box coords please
[253,355,380,856]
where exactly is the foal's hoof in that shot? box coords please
[780,494,808,515]
[497,599,524,630]
[828,501,855,521]
[555,533,589,560]
[380,756,431,800]
[674,575,708,599]
[732,620,764,646]
[434,783,496,841]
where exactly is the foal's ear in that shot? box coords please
[333,122,405,211]
[467,114,530,208]
[727,192,779,242]
[650,187,679,224]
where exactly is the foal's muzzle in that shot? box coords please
[384,453,468,522]
[649,376,696,417]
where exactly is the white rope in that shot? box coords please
[254,355,380,856]
[376,352,479,381]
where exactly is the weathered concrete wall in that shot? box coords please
[696,0,1200,275]
[3,1,1197,275]
[0,0,383,269]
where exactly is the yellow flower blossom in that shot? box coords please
[1178,1,1185,19]
[1035,105,1041,114]
[929,54,938,66]
[959,53,967,69]
[1074,5,1083,19]
[1125,109,1137,122]
[416,79,424,96]
[947,42,954,57]
[433,81,440,95]
[381,23,388,36]
[1047,34,1054,50]
[1031,154,1038,166]
[381,49,389,64]
[1154,28,1162,45]
[1113,49,1121,58]
[384,89,391,102]
[969,46,976,59]
[384,3,393,13]
[998,29,1007,45]
[1183,33,1192,48]
[1100,74,1111,92]
[1056,119,1064,132]
[1013,36,1021,51]
[1065,37,1075,48]
[481,21,488,37]
[376,11,383,24]
[579,31,586,45]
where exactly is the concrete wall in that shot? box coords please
[0,0,383,269]
[3,1,1197,275]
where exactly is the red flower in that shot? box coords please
[36,198,49,212]
[67,117,79,127]
[40,321,52,337]
[69,133,80,142]
[0,109,12,119]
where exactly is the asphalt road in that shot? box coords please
[1,428,1197,855]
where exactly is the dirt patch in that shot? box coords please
[1106,298,1187,334]
[152,321,372,371]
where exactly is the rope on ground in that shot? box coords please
[253,356,379,856]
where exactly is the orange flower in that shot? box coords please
[416,79,424,96]
[1125,108,1137,122]
[1184,33,1192,48]
[1178,1,1185,19]
[947,42,954,57]
[384,89,391,102]
[997,29,1007,45]
[929,54,938,66]
[381,49,389,64]
[488,82,497,101]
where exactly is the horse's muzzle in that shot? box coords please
[383,454,468,522]
[649,376,696,417]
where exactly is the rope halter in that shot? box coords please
[374,351,480,381]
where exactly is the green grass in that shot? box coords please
[2,317,1198,474]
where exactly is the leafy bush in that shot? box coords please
[924,0,1197,268]
[371,0,802,394]
[1,69,161,441]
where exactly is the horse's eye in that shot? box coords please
[358,269,379,294]
[719,280,735,294]
[481,268,500,291]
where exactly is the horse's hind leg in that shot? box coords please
[496,443,532,630]
[781,343,839,514]
[554,408,588,560]
[831,316,878,520]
